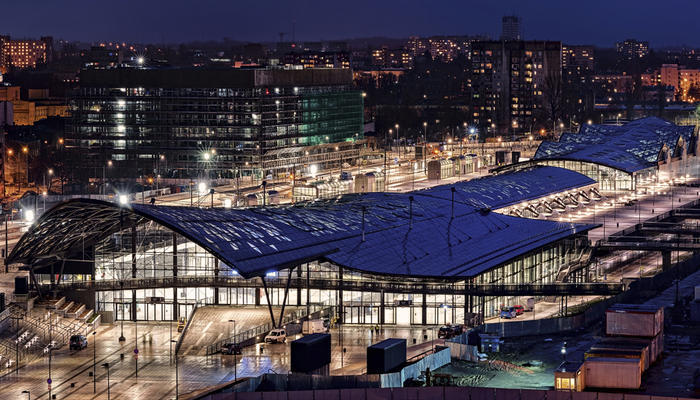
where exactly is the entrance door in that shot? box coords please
[396,307,411,325]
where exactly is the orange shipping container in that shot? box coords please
[605,304,663,338]
[584,357,642,389]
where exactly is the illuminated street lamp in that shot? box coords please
[198,181,208,196]
[118,194,129,206]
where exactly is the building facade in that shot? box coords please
[66,68,364,181]
[501,16,522,41]
[0,36,52,73]
[616,39,649,60]
[470,40,562,134]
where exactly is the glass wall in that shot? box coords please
[80,221,585,323]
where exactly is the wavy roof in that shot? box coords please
[534,117,695,173]
[8,188,594,280]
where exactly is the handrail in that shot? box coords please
[42,276,625,296]
[174,296,215,355]
[205,303,335,356]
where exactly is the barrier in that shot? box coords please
[379,346,451,388]
[192,384,697,400]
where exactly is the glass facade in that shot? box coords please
[66,69,364,181]
[35,220,585,323]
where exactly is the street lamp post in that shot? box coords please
[423,122,427,174]
[228,319,237,380]
[102,363,111,400]
[171,340,179,399]
[92,331,97,393]
[10,313,22,374]
[48,311,52,400]
[395,124,400,159]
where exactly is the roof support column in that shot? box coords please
[261,277,276,329]
[296,265,302,306]
[421,285,427,326]
[277,268,294,328]
[214,258,219,305]
[306,263,310,317]
[380,289,385,325]
[172,232,178,321]
[131,226,137,321]
[338,266,343,324]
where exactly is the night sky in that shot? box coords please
[4,0,699,47]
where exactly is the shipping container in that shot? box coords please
[290,333,331,374]
[605,304,663,337]
[366,338,406,374]
[584,357,642,389]
[601,334,663,364]
[584,349,645,372]
[591,340,650,371]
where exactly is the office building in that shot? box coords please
[66,67,364,182]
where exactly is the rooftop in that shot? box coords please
[533,117,695,173]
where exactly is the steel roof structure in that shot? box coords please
[533,117,695,173]
[8,190,594,280]
[419,166,595,209]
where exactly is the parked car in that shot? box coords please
[500,307,517,319]
[512,305,525,315]
[69,335,88,350]
[438,325,455,339]
[437,324,464,339]
[221,342,242,355]
[264,329,287,343]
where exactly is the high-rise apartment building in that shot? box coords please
[370,47,413,69]
[66,68,364,181]
[470,41,562,134]
[0,36,52,73]
[501,16,522,41]
[406,36,479,62]
[616,39,649,60]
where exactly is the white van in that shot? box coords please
[302,319,328,335]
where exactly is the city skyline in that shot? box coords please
[3,0,700,47]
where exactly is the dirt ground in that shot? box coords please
[435,318,700,396]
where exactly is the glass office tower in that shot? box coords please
[66,68,364,182]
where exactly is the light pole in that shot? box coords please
[228,319,237,380]
[92,331,97,393]
[10,313,23,375]
[395,124,400,159]
[102,363,111,400]
[423,122,427,174]
[171,340,179,399]
[48,310,52,400]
